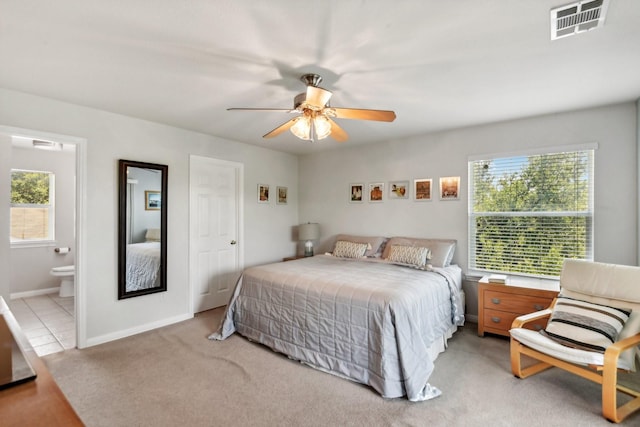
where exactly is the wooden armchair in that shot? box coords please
[510,259,640,423]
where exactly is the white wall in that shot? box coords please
[299,102,638,272]
[10,146,76,294]
[0,88,299,347]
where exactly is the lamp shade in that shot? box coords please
[298,223,320,241]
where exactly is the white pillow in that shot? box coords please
[334,234,387,257]
[382,237,456,267]
[333,240,369,258]
[387,245,431,269]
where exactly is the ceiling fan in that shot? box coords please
[227,74,396,143]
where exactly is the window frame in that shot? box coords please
[10,168,56,247]
[467,144,596,279]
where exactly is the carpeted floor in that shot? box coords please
[43,308,639,427]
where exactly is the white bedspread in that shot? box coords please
[211,255,464,401]
[126,242,160,291]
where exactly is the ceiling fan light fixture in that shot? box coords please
[313,115,331,140]
[290,116,311,140]
[290,113,332,142]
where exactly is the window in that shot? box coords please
[10,169,55,243]
[468,147,594,278]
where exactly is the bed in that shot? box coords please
[210,236,465,401]
[126,241,160,291]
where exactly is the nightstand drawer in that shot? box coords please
[483,309,518,333]
[483,290,553,313]
[483,309,550,333]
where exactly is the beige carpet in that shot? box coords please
[43,308,639,427]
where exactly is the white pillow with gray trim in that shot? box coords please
[387,245,431,269]
[333,240,369,258]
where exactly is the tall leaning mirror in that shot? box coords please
[118,159,168,299]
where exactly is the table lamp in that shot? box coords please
[298,223,320,257]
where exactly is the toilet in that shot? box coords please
[51,265,75,297]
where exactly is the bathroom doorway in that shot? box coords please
[1,126,86,354]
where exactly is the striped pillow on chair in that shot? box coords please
[541,296,631,353]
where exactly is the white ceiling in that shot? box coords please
[2,1,639,155]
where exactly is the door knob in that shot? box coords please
[230,240,237,245]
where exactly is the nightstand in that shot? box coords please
[477,276,559,337]
[283,255,306,262]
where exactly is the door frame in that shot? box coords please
[0,125,88,348]
[188,155,244,314]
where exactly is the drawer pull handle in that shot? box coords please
[491,298,501,304]
[491,317,501,323]
[533,304,544,310]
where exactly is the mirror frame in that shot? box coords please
[118,159,168,299]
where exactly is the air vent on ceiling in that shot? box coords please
[551,0,609,40]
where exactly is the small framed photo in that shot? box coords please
[145,190,161,210]
[414,179,432,201]
[277,186,288,204]
[369,182,384,202]
[389,181,409,199]
[439,176,460,200]
[349,183,364,203]
[258,184,270,203]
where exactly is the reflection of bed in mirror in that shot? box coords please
[126,229,161,292]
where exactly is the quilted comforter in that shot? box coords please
[210,255,464,401]
[126,242,160,291]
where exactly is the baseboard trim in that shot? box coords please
[10,287,60,299]
[83,312,193,348]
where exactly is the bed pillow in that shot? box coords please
[387,245,431,269]
[541,296,631,353]
[334,234,387,257]
[145,228,161,242]
[332,240,369,258]
[381,237,456,268]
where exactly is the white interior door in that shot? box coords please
[190,155,243,313]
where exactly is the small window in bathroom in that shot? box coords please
[10,169,55,244]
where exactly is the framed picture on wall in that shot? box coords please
[258,184,270,203]
[369,182,384,202]
[389,181,409,199]
[349,183,364,203]
[145,190,161,210]
[414,178,432,201]
[277,186,288,204]
[439,176,460,200]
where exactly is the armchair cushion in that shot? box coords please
[510,328,633,370]
[540,296,631,353]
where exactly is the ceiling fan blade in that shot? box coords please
[331,108,396,122]
[263,118,297,139]
[227,108,294,113]
[305,86,332,109]
[328,119,348,142]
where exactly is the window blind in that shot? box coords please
[468,149,594,278]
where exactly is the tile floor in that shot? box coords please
[7,294,75,356]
